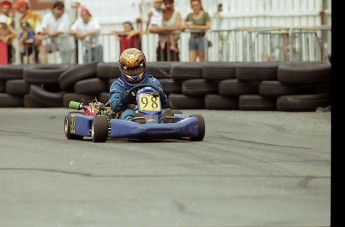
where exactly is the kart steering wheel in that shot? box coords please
[124,84,164,102]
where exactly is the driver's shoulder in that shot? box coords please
[145,75,158,84]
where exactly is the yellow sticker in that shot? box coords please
[138,94,161,111]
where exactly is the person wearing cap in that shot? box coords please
[16,0,42,64]
[0,0,14,28]
[40,1,75,64]
[69,7,103,63]
[1,0,16,63]
[0,14,17,64]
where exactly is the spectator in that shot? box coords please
[69,7,103,63]
[1,0,15,63]
[40,0,75,64]
[146,0,178,53]
[16,0,42,64]
[112,21,141,55]
[0,0,14,27]
[182,0,211,62]
[149,0,181,61]
[0,14,16,64]
[18,21,34,64]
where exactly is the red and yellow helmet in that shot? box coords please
[119,48,146,85]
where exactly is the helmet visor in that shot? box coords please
[121,64,145,76]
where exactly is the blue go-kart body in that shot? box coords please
[64,85,205,142]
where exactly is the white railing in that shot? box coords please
[9,25,330,64]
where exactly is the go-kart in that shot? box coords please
[64,84,205,142]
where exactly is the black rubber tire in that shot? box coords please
[297,83,331,95]
[239,95,276,111]
[146,62,172,79]
[168,94,204,109]
[259,80,299,98]
[63,93,95,108]
[277,62,331,85]
[42,83,62,92]
[182,79,218,97]
[29,85,64,107]
[97,62,121,80]
[277,94,331,112]
[204,94,238,110]
[6,79,30,96]
[202,62,238,82]
[190,114,205,141]
[0,65,25,80]
[24,94,45,108]
[64,112,84,140]
[236,62,280,81]
[171,62,204,81]
[92,116,109,142]
[23,64,71,85]
[74,78,108,95]
[172,109,183,114]
[159,79,182,94]
[99,92,110,104]
[218,79,258,96]
[0,93,23,107]
[59,62,98,91]
[0,80,5,93]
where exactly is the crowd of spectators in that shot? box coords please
[0,0,211,65]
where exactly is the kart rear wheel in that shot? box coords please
[173,109,183,114]
[91,116,109,142]
[64,112,84,140]
[190,114,205,141]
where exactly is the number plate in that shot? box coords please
[138,93,161,112]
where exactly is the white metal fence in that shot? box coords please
[32,25,330,64]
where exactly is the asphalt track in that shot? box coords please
[0,108,330,226]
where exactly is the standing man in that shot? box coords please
[69,7,103,63]
[16,0,42,64]
[40,1,75,64]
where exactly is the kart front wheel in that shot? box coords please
[91,116,109,142]
[64,112,84,140]
[190,114,205,141]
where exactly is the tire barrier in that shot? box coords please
[239,95,276,111]
[204,94,238,110]
[24,94,45,108]
[58,62,99,91]
[23,64,72,85]
[0,61,331,111]
[6,79,30,96]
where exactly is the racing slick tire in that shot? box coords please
[64,112,84,140]
[172,109,183,114]
[190,114,205,141]
[92,116,109,143]
[6,79,30,96]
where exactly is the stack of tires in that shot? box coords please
[168,61,331,111]
[0,64,74,107]
[0,61,331,111]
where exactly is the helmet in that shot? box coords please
[119,48,147,86]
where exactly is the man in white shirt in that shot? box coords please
[39,1,75,64]
[69,7,103,63]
